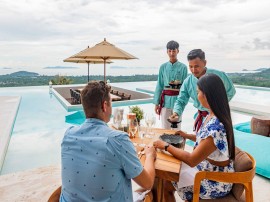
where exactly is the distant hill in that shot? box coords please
[229,68,270,87]
[255,68,268,71]
[9,71,39,77]
[0,68,269,88]
[44,66,79,69]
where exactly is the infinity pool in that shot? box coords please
[0,82,268,174]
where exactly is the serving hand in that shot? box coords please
[154,105,160,115]
[153,140,166,150]
[174,130,189,139]
[169,113,179,122]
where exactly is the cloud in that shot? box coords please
[110,66,128,69]
[0,0,269,75]
[2,67,12,69]
[189,0,247,7]
[44,66,79,69]
[253,38,270,50]
[241,44,251,50]
[152,46,164,51]
[111,66,157,69]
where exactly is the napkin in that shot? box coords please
[133,190,151,202]
[177,162,198,188]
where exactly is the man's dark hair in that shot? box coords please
[187,49,205,60]
[166,40,179,50]
[81,80,111,118]
[197,74,235,159]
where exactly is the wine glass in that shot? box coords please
[129,119,138,138]
[116,109,124,128]
[145,113,156,138]
[113,108,123,129]
[138,126,146,147]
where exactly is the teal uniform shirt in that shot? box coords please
[153,61,188,109]
[173,68,236,115]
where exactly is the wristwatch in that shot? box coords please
[164,143,170,151]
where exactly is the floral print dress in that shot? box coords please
[175,116,234,201]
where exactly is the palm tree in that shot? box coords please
[50,75,73,85]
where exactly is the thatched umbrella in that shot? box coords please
[64,50,112,82]
[72,38,137,82]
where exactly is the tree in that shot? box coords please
[50,75,73,85]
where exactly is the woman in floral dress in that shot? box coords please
[153,73,235,201]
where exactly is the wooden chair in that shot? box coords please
[69,89,76,104]
[48,186,153,202]
[119,92,131,100]
[193,147,256,202]
[112,90,119,95]
[144,191,153,202]
[122,93,131,100]
[74,91,81,104]
[48,186,61,202]
[118,92,125,98]
[69,89,81,105]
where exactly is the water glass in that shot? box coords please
[145,113,156,138]
[138,126,146,147]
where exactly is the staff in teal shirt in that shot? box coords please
[153,40,188,129]
[171,49,236,131]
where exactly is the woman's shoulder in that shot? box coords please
[207,116,225,130]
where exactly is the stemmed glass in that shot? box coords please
[116,109,123,128]
[145,113,156,138]
[138,126,146,147]
[129,118,139,138]
[113,108,123,129]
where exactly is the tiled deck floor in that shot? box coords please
[0,96,21,170]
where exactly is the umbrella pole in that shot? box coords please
[104,59,106,82]
[87,62,90,82]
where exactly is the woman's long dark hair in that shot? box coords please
[197,74,235,159]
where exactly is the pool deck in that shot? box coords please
[0,164,61,201]
[0,144,269,201]
[52,85,153,112]
[230,101,270,117]
[0,96,21,172]
[136,87,270,117]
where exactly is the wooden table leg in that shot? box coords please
[157,178,164,202]
[152,178,163,202]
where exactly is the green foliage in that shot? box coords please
[0,69,270,88]
[0,73,158,87]
[228,68,270,87]
[51,75,73,85]
[129,106,144,122]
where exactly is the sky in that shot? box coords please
[0,0,269,76]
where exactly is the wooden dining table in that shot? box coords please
[130,128,185,202]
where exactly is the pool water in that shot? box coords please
[233,85,270,106]
[0,82,264,174]
[0,86,71,174]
